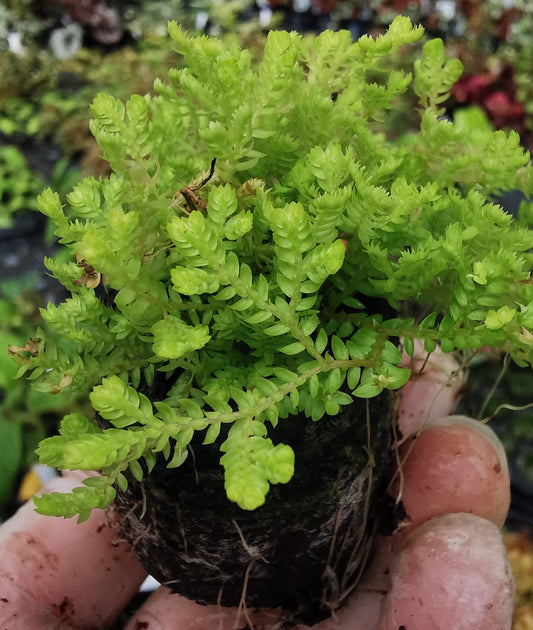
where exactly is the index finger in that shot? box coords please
[0,473,147,629]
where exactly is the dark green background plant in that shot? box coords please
[0,146,44,228]
[7,17,532,522]
[0,279,85,516]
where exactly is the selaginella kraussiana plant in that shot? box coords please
[9,16,533,621]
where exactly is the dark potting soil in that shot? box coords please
[113,391,394,626]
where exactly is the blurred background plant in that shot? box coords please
[0,145,43,229]
[0,275,93,520]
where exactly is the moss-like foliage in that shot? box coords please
[13,17,533,521]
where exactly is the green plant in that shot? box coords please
[10,17,531,525]
[0,278,81,515]
[0,145,45,228]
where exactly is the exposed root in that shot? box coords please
[121,497,144,523]
[234,559,257,630]
[332,475,365,575]
[216,588,225,630]
[175,504,189,557]
[321,399,378,614]
[320,564,341,614]
[478,352,510,421]
[325,497,346,570]
[339,466,373,599]
[481,400,533,424]
[391,414,406,509]
[103,503,132,544]
[132,522,152,548]
[341,400,374,587]
[232,520,269,564]
[458,348,533,424]
[339,524,375,602]
[231,520,270,630]
[188,444,200,485]
[139,482,147,520]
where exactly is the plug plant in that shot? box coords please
[11,16,533,623]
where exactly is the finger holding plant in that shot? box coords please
[0,348,513,630]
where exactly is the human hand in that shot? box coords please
[0,347,514,630]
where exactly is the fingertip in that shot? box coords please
[398,344,466,441]
[379,513,514,630]
[426,414,508,474]
[0,474,147,629]
[393,415,510,529]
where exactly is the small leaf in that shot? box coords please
[144,451,157,473]
[381,340,402,364]
[230,297,255,312]
[382,364,411,390]
[353,383,382,398]
[440,338,455,353]
[331,391,352,405]
[256,275,269,301]
[485,306,516,330]
[423,337,437,353]
[167,446,188,468]
[264,323,290,336]
[336,321,354,338]
[403,337,415,357]
[324,399,340,416]
[315,328,328,353]
[347,366,361,390]
[353,368,382,398]
[343,297,365,310]
[129,459,144,482]
[272,367,299,382]
[309,373,319,398]
[325,368,342,393]
[239,263,253,288]
[116,473,128,492]
[419,313,437,330]
[290,388,300,408]
[243,309,273,324]
[301,315,319,336]
[331,335,349,360]
[347,329,380,359]
[279,342,305,355]
[204,422,222,445]
[179,399,204,419]
[216,286,237,300]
